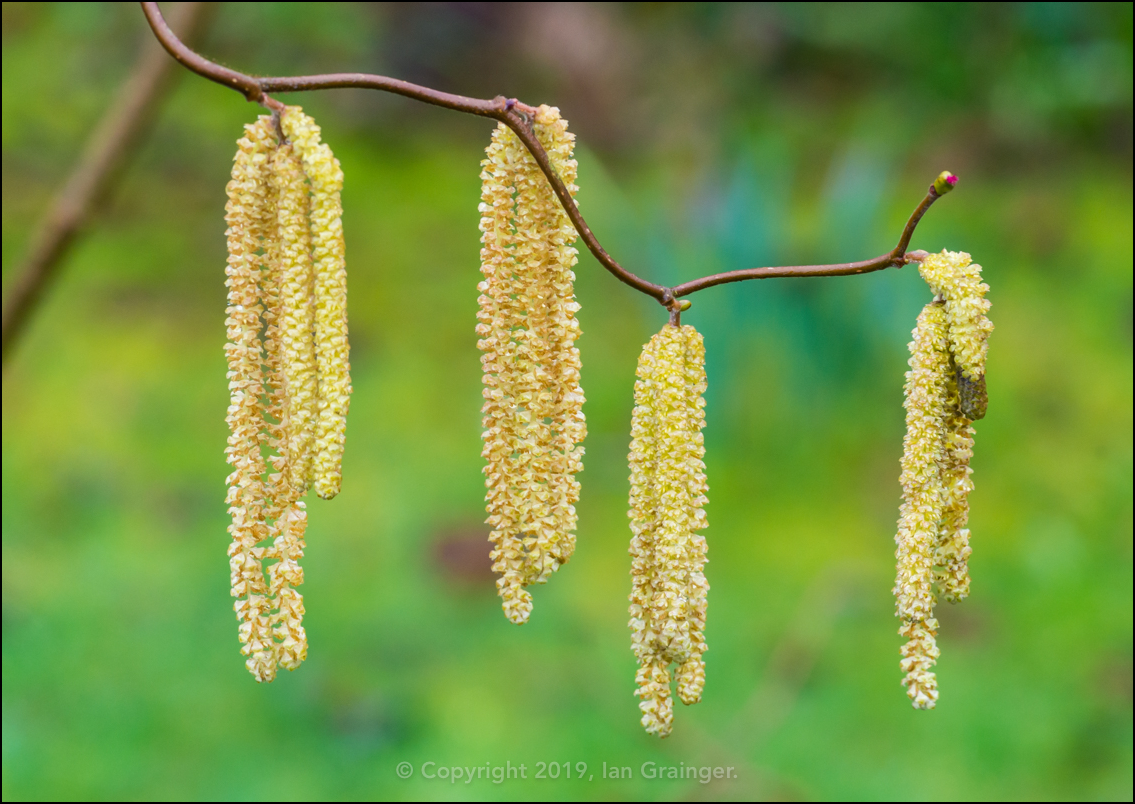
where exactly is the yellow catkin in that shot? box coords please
[916,251,990,618]
[260,148,288,503]
[271,142,319,497]
[225,117,277,682]
[259,145,311,674]
[477,106,586,625]
[256,129,306,675]
[894,302,950,709]
[918,250,993,381]
[225,113,328,682]
[282,107,351,500]
[935,367,975,603]
[628,323,709,737]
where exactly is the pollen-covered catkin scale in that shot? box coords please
[282,108,351,500]
[224,116,276,682]
[268,501,308,670]
[628,323,709,737]
[894,302,950,709]
[477,106,586,625]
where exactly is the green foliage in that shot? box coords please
[2,3,1131,800]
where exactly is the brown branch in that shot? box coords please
[1,2,213,365]
[670,185,947,298]
[137,1,951,310]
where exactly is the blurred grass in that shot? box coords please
[3,2,1132,801]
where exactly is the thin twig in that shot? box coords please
[669,187,944,298]
[137,3,952,309]
[1,2,213,365]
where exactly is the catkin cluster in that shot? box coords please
[224,108,350,681]
[893,250,991,708]
[477,106,586,625]
[627,324,709,738]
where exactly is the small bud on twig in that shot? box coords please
[933,171,958,196]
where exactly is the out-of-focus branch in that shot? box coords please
[1,2,213,365]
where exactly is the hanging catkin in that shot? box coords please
[282,108,351,501]
[225,117,278,682]
[893,250,991,708]
[262,140,313,671]
[271,141,318,496]
[889,247,989,708]
[477,106,586,625]
[628,323,709,737]
[223,108,349,681]
[894,302,950,709]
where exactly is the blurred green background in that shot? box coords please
[3,2,1132,800]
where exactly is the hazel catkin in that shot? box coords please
[892,248,992,708]
[271,142,318,497]
[223,108,350,681]
[224,116,277,682]
[628,323,709,737]
[894,301,950,709]
[477,106,586,625]
[282,107,351,501]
